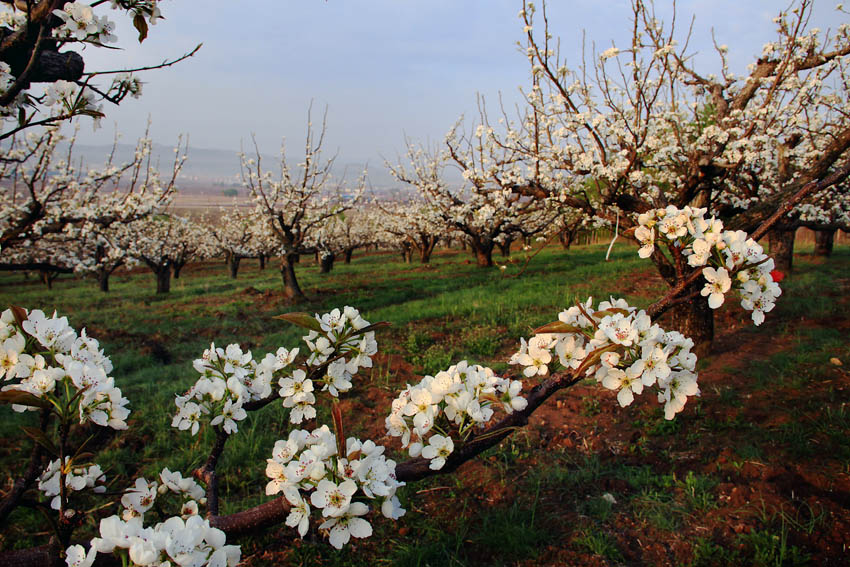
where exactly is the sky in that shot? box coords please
[74,0,847,179]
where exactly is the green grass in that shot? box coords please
[1,243,849,565]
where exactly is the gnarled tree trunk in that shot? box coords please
[97,269,110,292]
[814,229,835,257]
[226,252,241,279]
[497,238,513,257]
[768,227,796,273]
[651,254,714,354]
[471,239,494,267]
[320,253,335,273]
[668,279,714,356]
[155,265,171,294]
[172,261,186,280]
[280,254,306,301]
[344,248,354,264]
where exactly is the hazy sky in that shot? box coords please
[75,0,845,170]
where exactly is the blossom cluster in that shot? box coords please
[511,297,700,420]
[386,361,527,470]
[635,206,783,325]
[39,458,107,513]
[119,468,206,521]
[302,306,378,396]
[53,2,117,43]
[0,308,130,429]
[173,307,378,435]
[172,342,289,435]
[63,467,236,567]
[264,425,405,549]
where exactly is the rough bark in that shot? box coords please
[768,228,796,273]
[226,253,241,279]
[418,234,438,264]
[39,269,57,289]
[471,240,494,267]
[319,253,335,273]
[814,229,835,257]
[280,254,305,301]
[669,289,714,357]
[155,265,171,294]
[651,254,714,354]
[97,270,109,292]
[497,239,512,257]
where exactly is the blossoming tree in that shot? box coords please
[390,119,559,268]
[0,127,187,278]
[474,0,850,348]
[124,214,206,294]
[241,110,365,301]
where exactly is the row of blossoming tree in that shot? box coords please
[2,1,850,565]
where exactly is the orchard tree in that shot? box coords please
[204,208,266,279]
[376,200,445,264]
[391,119,557,267]
[241,111,365,301]
[0,127,186,274]
[307,207,380,273]
[488,0,850,348]
[126,214,204,294]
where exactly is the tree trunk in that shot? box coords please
[259,253,266,270]
[172,262,184,279]
[280,254,306,301]
[471,240,494,267]
[227,254,241,279]
[559,229,575,250]
[156,266,171,294]
[320,253,335,273]
[768,228,796,273]
[420,247,432,264]
[39,270,53,290]
[498,239,512,257]
[814,229,835,257]
[344,248,354,264]
[400,243,412,263]
[97,269,109,292]
[668,280,714,357]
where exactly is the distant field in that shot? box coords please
[169,192,254,218]
[1,242,848,566]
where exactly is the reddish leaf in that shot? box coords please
[0,390,50,409]
[533,321,584,335]
[10,305,27,328]
[273,312,322,332]
[133,13,148,43]
[594,308,631,318]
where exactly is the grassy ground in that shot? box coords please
[1,242,848,566]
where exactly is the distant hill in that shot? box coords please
[67,142,408,196]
